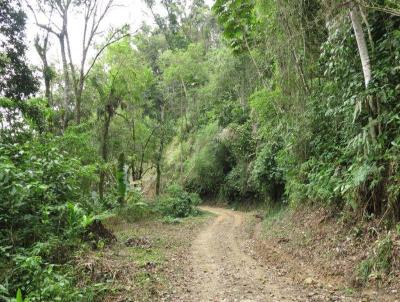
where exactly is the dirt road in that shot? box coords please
[171,207,352,302]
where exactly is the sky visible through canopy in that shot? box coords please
[25,0,214,67]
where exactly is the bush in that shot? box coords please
[0,139,91,247]
[183,122,230,195]
[357,235,393,284]
[0,113,101,300]
[221,162,249,201]
[11,254,86,302]
[117,188,152,222]
[156,184,201,218]
[250,142,285,202]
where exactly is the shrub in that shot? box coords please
[357,235,393,283]
[0,119,101,299]
[221,162,248,201]
[0,139,91,247]
[117,188,151,222]
[11,254,84,302]
[156,184,201,218]
[250,143,285,202]
[183,122,230,195]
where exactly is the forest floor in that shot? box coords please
[77,213,210,301]
[85,207,400,301]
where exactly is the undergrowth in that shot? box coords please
[357,235,394,284]
[155,184,202,219]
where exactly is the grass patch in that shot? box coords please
[128,246,164,267]
[229,200,271,212]
[357,235,393,284]
[342,287,355,295]
[134,271,155,287]
[262,205,289,229]
[89,211,210,300]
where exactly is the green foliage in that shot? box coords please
[12,254,84,301]
[0,0,38,99]
[55,123,99,165]
[117,188,152,222]
[0,138,91,247]
[221,161,252,201]
[357,235,393,283]
[213,0,258,53]
[250,143,284,202]
[184,122,228,195]
[0,97,52,135]
[0,99,105,300]
[156,184,201,218]
[159,0,400,227]
[116,153,127,205]
[15,289,23,302]
[217,0,400,222]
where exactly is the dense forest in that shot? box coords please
[1,0,400,300]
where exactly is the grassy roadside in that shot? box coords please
[255,205,400,300]
[74,211,211,302]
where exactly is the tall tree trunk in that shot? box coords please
[75,79,84,124]
[99,111,111,200]
[42,57,52,105]
[350,2,372,89]
[34,35,52,105]
[44,71,51,103]
[155,138,164,196]
[350,2,377,142]
[155,105,165,196]
[59,33,71,130]
[76,92,82,124]
[65,31,80,124]
[350,2,382,215]
[138,125,157,180]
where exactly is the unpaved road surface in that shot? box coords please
[166,207,383,302]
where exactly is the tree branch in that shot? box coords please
[82,32,131,81]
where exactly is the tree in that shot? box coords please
[27,0,127,126]
[134,25,171,195]
[350,1,372,89]
[90,38,153,199]
[144,0,189,49]
[349,1,377,142]
[26,0,73,128]
[159,43,209,183]
[0,0,38,99]
[65,0,128,124]
[34,31,54,103]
